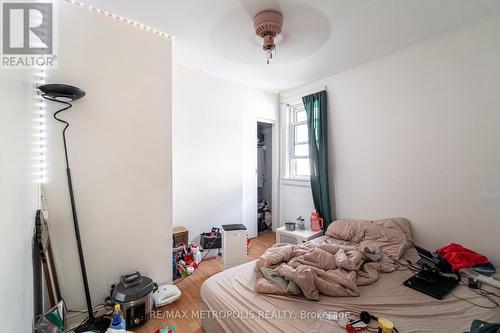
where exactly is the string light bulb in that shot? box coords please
[63,0,172,39]
[33,66,48,183]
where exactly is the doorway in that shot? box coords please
[242,117,277,239]
[257,122,273,234]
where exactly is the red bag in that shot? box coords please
[437,243,489,270]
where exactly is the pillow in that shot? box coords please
[325,217,414,259]
[375,217,414,249]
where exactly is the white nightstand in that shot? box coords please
[275,226,323,245]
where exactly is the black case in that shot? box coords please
[200,232,222,250]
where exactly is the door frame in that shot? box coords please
[243,117,280,237]
[255,117,279,233]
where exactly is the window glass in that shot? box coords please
[295,110,307,122]
[294,124,308,143]
[293,159,310,177]
[294,144,308,157]
[287,103,310,179]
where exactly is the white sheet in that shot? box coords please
[201,251,500,332]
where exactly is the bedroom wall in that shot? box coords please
[279,181,315,226]
[0,70,39,331]
[281,13,500,264]
[44,2,172,311]
[173,66,279,240]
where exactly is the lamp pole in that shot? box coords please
[40,84,110,332]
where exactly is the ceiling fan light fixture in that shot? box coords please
[254,10,283,64]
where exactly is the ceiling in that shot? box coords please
[83,0,500,91]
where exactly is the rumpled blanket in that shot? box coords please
[255,217,413,300]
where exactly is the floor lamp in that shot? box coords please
[39,84,110,332]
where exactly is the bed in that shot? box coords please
[201,236,500,332]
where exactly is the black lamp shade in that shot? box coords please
[39,84,86,101]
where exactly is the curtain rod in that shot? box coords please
[300,85,327,97]
[281,85,327,104]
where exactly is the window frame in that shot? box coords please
[286,103,310,180]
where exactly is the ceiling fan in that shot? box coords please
[253,10,283,64]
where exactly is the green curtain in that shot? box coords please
[302,91,333,230]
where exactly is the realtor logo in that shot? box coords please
[1,1,57,67]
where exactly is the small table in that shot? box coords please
[275,226,323,244]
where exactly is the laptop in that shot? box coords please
[403,245,458,300]
[404,271,459,300]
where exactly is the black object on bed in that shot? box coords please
[403,245,458,299]
[404,272,458,300]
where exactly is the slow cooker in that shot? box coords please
[111,271,157,329]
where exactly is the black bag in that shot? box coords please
[200,228,222,250]
[464,320,500,333]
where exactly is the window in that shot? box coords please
[287,103,310,179]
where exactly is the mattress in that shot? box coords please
[200,248,500,333]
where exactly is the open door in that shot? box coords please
[242,117,258,238]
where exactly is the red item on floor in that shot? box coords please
[437,243,489,270]
[184,253,198,269]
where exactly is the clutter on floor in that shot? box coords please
[175,251,197,278]
[257,200,272,233]
[35,210,62,309]
[109,304,126,330]
[199,228,222,256]
[153,284,181,307]
[153,326,176,333]
[173,226,201,280]
[33,300,64,332]
[172,227,223,282]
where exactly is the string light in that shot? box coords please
[62,0,172,39]
[62,1,278,92]
[175,63,280,95]
[34,66,48,183]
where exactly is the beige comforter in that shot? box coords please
[255,218,413,300]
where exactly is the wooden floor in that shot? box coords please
[136,231,275,333]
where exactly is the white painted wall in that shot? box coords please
[0,70,39,330]
[44,2,172,310]
[172,66,279,240]
[279,181,315,225]
[281,13,500,264]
